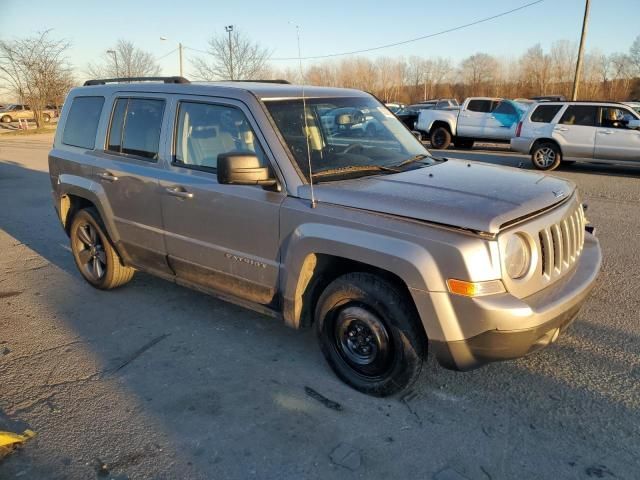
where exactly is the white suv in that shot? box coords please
[511,102,640,170]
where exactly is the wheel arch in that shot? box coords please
[281,225,441,333]
[430,120,453,135]
[529,137,562,156]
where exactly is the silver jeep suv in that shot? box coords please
[49,77,602,396]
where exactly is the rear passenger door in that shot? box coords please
[457,99,497,138]
[93,94,173,275]
[158,97,284,305]
[594,106,640,162]
[553,105,597,159]
[484,101,520,139]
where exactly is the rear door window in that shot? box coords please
[466,100,499,113]
[62,96,105,149]
[559,105,597,126]
[530,104,562,123]
[107,98,165,160]
[492,101,517,116]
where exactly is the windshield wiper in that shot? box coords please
[394,154,430,168]
[312,164,400,179]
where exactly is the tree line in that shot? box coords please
[1,30,639,128]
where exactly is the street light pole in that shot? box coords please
[107,49,119,77]
[225,25,234,80]
[571,0,591,101]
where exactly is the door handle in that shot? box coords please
[165,186,194,199]
[97,172,118,182]
[554,127,569,132]
[460,114,470,118]
[598,130,613,135]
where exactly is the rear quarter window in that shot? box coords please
[62,96,105,149]
[530,104,562,123]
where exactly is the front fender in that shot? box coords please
[281,223,444,328]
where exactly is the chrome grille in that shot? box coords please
[538,202,585,279]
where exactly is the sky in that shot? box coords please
[1,0,639,79]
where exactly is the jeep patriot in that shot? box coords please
[48,77,602,396]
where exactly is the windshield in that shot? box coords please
[264,96,435,182]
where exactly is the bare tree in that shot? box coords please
[191,29,271,81]
[87,40,160,78]
[520,44,551,96]
[0,30,74,127]
[629,35,640,76]
[460,53,499,96]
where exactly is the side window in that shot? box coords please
[600,107,637,129]
[531,104,562,123]
[107,98,165,160]
[62,96,105,149]
[466,100,493,113]
[174,101,266,171]
[492,101,516,116]
[559,105,597,127]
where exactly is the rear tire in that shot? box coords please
[69,208,134,290]
[315,272,425,397]
[531,141,562,171]
[429,126,451,149]
[42,113,51,123]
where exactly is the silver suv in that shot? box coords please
[511,101,640,170]
[49,77,602,396]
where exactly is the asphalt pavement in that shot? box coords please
[0,134,639,479]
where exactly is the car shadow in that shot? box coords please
[1,160,639,478]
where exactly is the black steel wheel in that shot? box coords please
[315,272,426,396]
[70,208,134,289]
[429,126,451,149]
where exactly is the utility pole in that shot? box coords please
[178,42,183,77]
[225,25,234,80]
[571,0,591,101]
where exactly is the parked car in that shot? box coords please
[414,98,459,110]
[415,97,529,149]
[0,104,56,123]
[49,77,602,396]
[385,102,405,113]
[623,101,640,114]
[394,105,432,130]
[531,95,567,102]
[321,106,385,137]
[511,101,640,170]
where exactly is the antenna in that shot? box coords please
[293,23,317,208]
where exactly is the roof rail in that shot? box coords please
[228,79,291,84]
[83,76,190,86]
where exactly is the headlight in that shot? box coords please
[505,234,531,279]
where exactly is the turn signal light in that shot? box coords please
[447,279,506,297]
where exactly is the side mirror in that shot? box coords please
[217,152,277,187]
[627,119,640,130]
[411,130,423,141]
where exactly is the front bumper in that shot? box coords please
[510,136,534,154]
[430,232,602,371]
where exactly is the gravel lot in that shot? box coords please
[1,134,639,479]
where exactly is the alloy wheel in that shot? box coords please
[74,222,107,281]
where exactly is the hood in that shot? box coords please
[303,159,575,234]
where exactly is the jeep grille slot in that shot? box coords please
[537,202,585,280]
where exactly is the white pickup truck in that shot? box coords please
[415,97,530,149]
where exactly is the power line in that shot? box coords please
[156,48,178,61]
[270,0,544,61]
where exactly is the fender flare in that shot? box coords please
[281,223,444,329]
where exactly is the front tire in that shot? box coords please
[70,208,134,289]
[1,115,12,123]
[531,141,561,170]
[42,113,51,123]
[315,273,425,396]
[429,126,451,149]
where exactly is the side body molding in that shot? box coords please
[56,173,120,243]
